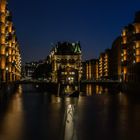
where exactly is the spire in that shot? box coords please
[74,43,81,53]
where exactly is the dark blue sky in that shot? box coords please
[8,0,140,63]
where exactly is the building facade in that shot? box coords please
[98,53,104,79]
[49,42,82,84]
[82,59,98,80]
[98,49,111,79]
[121,11,140,82]
[81,11,140,83]
[110,36,122,81]
[0,0,21,82]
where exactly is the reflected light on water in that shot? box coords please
[51,95,62,103]
[60,98,79,140]
[86,84,92,96]
[96,85,103,94]
[86,84,108,95]
[63,104,78,140]
[0,85,24,140]
[118,91,128,106]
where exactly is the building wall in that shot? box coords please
[98,49,111,80]
[0,0,21,82]
[110,36,122,80]
[49,42,82,83]
[99,53,104,79]
[82,11,140,83]
[121,11,140,82]
[83,59,98,80]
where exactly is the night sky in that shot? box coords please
[8,0,140,63]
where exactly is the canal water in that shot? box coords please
[0,84,140,140]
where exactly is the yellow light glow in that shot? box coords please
[124,67,127,74]
[1,57,6,69]
[122,37,127,44]
[134,23,140,33]
[0,45,5,54]
[136,49,140,55]
[1,34,5,44]
[135,42,140,48]
[123,55,127,61]
[0,0,6,13]
[1,24,5,33]
[136,56,140,62]
[0,14,6,23]
[123,50,127,55]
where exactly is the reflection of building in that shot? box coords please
[82,59,98,80]
[110,36,122,80]
[85,84,108,95]
[49,42,82,83]
[121,11,140,82]
[0,0,21,82]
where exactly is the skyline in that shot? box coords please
[8,0,140,63]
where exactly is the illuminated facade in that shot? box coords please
[49,42,82,83]
[0,0,21,82]
[121,11,140,82]
[98,49,111,79]
[82,59,98,80]
[99,53,104,79]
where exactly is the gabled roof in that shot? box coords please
[54,42,82,55]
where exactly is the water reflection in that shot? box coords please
[61,98,78,140]
[0,84,140,140]
[85,84,109,95]
[50,95,62,103]
[0,85,24,140]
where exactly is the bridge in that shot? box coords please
[81,79,121,84]
[16,79,122,85]
[17,79,121,84]
[16,79,50,84]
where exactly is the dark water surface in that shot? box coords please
[0,84,140,140]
